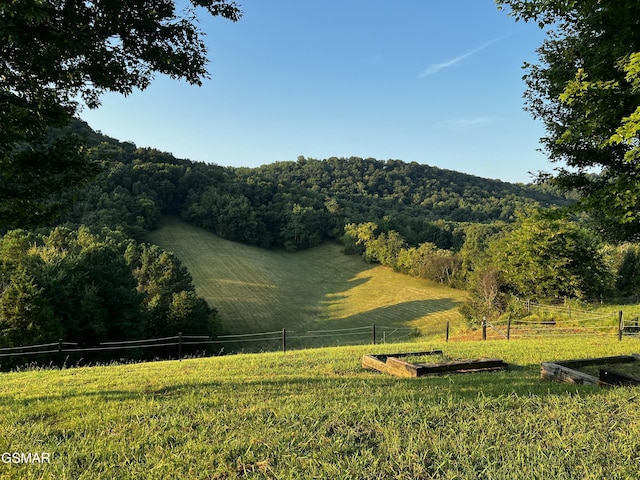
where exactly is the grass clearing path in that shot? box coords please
[149,217,468,344]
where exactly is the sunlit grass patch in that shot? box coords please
[149,216,468,346]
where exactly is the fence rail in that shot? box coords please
[0,324,419,364]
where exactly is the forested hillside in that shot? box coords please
[248,156,570,222]
[58,119,572,252]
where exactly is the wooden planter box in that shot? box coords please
[362,350,508,378]
[541,354,640,386]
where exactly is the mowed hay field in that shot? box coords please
[149,217,468,344]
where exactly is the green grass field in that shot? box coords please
[149,217,468,347]
[2,336,640,479]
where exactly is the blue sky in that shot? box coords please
[80,0,551,183]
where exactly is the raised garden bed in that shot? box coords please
[362,350,508,378]
[541,354,640,387]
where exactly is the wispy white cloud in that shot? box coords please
[438,115,503,129]
[418,37,503,78]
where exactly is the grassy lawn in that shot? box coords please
[148,217,468,347]
[2,336,640,479]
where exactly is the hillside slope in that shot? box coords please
[149,217,468,345]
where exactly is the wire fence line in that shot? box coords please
[0,324,419,364]
[5,299,640,364]
[519,300,615,320]
[476,299,640,341]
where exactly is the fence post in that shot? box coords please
[507,317,511,340]
[178,332,183,361]
[372,324,376,345]
[445,321,450,343]
[618,311,624,341]
[282,328,286,353]
[482,317,487,341]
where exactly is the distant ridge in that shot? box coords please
[65,118,573,250]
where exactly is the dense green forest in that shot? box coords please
[57,119,573,250]
[2,119,639,356]
[0,227,215,344]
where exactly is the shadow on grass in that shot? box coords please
[0,366,603,409]
[324,298,462,329]
[280,299,461,348]
[211,294,462,351]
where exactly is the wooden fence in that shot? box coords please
[0,324,419,366]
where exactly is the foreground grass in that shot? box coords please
[149,217,468,345]
[2,337,640,479]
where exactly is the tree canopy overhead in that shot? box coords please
[2,0,241,114]
[497,0,640,240]
[1,0,241,230]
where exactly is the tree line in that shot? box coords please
[57,120,573,250]
[56,120,622,326]
[60,121,635,319]
[343,210,639,325]
[0,226,216,351]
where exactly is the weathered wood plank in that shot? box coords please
[555,355,637,369]
[385,357,421,378]
[542,354,640,386]
[363,352,507,378]
[362,354,386,372]
[362,351,443,375]
[415,358,507,374]
[540,362,599,385]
